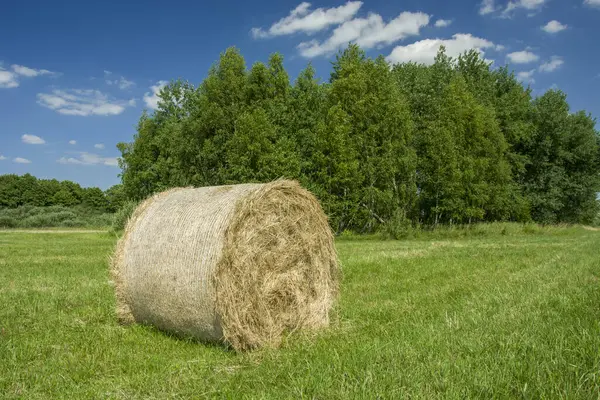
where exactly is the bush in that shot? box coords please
[0,216,18,228]
[5,206,112,228]
[88,214,114,228]
[60,219,86,227]
[21,214,55,228]
[382,212,416,240]
[111,201,139,231]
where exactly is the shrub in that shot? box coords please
[111,201,139,231]
[21,214,54,228]
[0,216,18,228]
[60,219,86,227]
[20,211,78,227]
[383,212,416,240]
[88,214,114,227]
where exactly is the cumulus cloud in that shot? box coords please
[434,19,452,28]
[387,33,499,65]
[0,155,6,160]
[22,134,46,145]
[584,0,600,7]
[507,50,539,64]
[57,152,118,167]
[538,56,564,72]
[37,89,135,116]
[94,143,105,149]
[298,11,430,58]
[143,81,168,110]
[542,20,567,33]
[251,1,363,38]
[479,0,498,15]
[517,69,535,84]
[69,140,76,145]
[13,157,31,164]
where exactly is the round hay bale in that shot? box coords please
[111,180,339,351]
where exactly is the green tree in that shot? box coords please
[113,44,600,232]
[0,175,23,208]
[105,184,127,212]
[223,108,300,182]
[52,189,78,207]
[81,187,108,211]
[329,45,416,231]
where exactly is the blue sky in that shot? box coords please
[1,0,599,189]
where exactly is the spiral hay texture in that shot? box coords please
[111,180,339,351]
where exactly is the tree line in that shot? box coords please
[0,173,126,213]
[118,45,597,232]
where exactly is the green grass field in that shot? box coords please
[1,227,599,399]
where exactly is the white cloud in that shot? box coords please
[387,33,499,65]
[479,0,497,15]
[11,64,54,77]
[503,0,546,15]
[117,77,135,90]
[22,134,46,145]
[0,69,19,88]
[434,19,452,28]
[584,0,600,7]
[69,140,76,145]
[517,69,535,84]
[0,64,55,88]
[37,89,135,116]
[94,143,105,149]
[143,81,168,110]
[298,11,430,58]
[13,157,31,164]
[538,56,564,72]
[542,20,567,33]
[106,75,135,90]
[507,50,539,64]
[252,1,363,38]
[57,152,118,167]
[0,155,6,160]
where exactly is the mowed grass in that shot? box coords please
[1,227,599,399]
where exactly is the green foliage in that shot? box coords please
[0,205,113,228]
[104,184,127,212]
[0,173,118,216]
[115,45,600,232]
[0,216,17,228]
[382,210,416,239]
[524,91,600,224]
[111,200,139,231]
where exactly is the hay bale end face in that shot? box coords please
[111,180,339,351]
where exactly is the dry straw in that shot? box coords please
[111,180,339,351]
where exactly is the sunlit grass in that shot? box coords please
[1,226,599,398]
